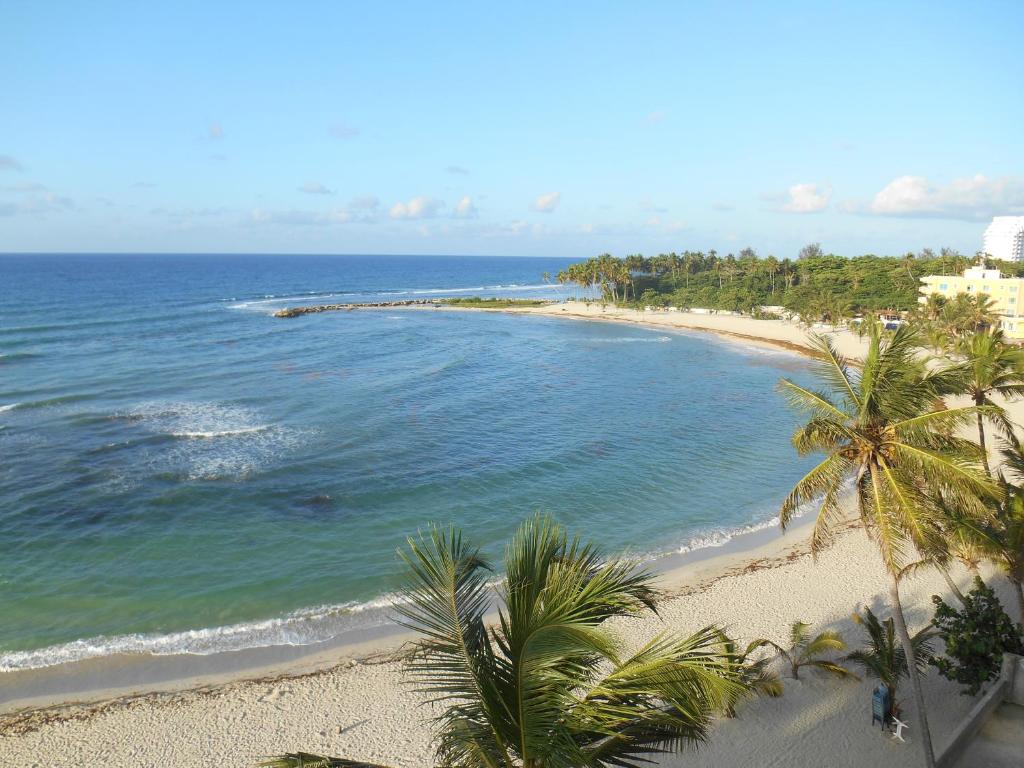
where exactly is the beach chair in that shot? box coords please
[890,717,909,743]
[871,685,890,730]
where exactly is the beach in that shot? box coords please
[2,306,1021,768]
[1,520,1012,768]
[506,300,871,359]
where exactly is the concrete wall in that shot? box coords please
[936,653,1021,768]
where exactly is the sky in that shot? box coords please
[1,1,1022,259]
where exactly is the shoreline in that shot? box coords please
[0,506,821,718]
[0,301,868,723]
[6,301,1017,767]
[0,300,839,715]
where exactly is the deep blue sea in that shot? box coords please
[0,254,816,672]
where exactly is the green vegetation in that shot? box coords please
[440,296,550,308]
[845,607,936,713]
[931,576,1024,696]
[555,248,1024,319]
[763,621,852,681]
[264,515,754,768]
[714,631,784,717]
[778,322,997,767]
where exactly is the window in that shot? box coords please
[1011,298,1017,304]
[939,283,948,290]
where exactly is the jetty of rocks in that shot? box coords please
[273,299,440,318]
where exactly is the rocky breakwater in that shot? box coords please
[273,299,440,318]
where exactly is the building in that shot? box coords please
[919,266,1024,339]
[983,216,1024,262]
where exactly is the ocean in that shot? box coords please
[0,254,816,673]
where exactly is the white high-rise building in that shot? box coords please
[983,216,1024,262]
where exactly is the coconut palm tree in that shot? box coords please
[777,323,998,768]
[714,631,784,716]
[956,330,1024,474]
[262,515,750,768]
[763,621,852,680]
[845,606,936,713]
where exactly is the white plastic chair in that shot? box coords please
[890,717,909,743]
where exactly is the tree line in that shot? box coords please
[555,246,1024,320]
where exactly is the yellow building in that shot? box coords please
[919,266,1024,339]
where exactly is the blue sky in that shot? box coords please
[2,1,1022,258]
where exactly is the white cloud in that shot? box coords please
[390,196,443,220]
[712,201,735,212]
[349,195,379,210]
[151,206,228,218]
[249,207,361,226]
[329,121,359,140]
[531,191,561,213]
[646,110,667,123]
[0,155,22,172]
[781,183,831,213]
[0,183,73,216]
[209,121,224,140]
[859,174,1024,220]
[453,195,478,219]
[299,181,333,195]
[446,165,469,175]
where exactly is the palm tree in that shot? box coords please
[957,330,1024,474]
[764,256,780,296]
[845,606,936,713]
[263,516,750,768]
[714,631,784,716]
[777,323,998,768]
[989,491,1024,620]
[763,621,852,680]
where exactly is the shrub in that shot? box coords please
[931,576,1024,695]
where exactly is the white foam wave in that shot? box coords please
[117,401,305,480]
[590,336,672,344]
[672,515,783,555]
[170,426,270,439]
[226,283,554,309]
[0,597,402,672]
[0,402,20,413]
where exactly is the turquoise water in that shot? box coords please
[0,254,815,671]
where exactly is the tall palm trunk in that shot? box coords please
[889,577,936,768]
[1014,579,1024,623]
[975,401,990,475]
[938,566,967,606]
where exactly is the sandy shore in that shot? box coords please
[2,305,1021,768]
[505,300,871,359]
[1,524,1015,768]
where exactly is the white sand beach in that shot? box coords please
[1,524,1014,768]
[508,301,871,359]
[2,309,1020,768]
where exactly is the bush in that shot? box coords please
[931,576,1024,695]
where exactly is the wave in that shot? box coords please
[671,515,783,555]
[0,394,91,412]
[170,426,270,439]
[0,500,825,673]
[0,597,401,672]
[226,283,555,310]
[589,336,672,344]
[114,401,306,481]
